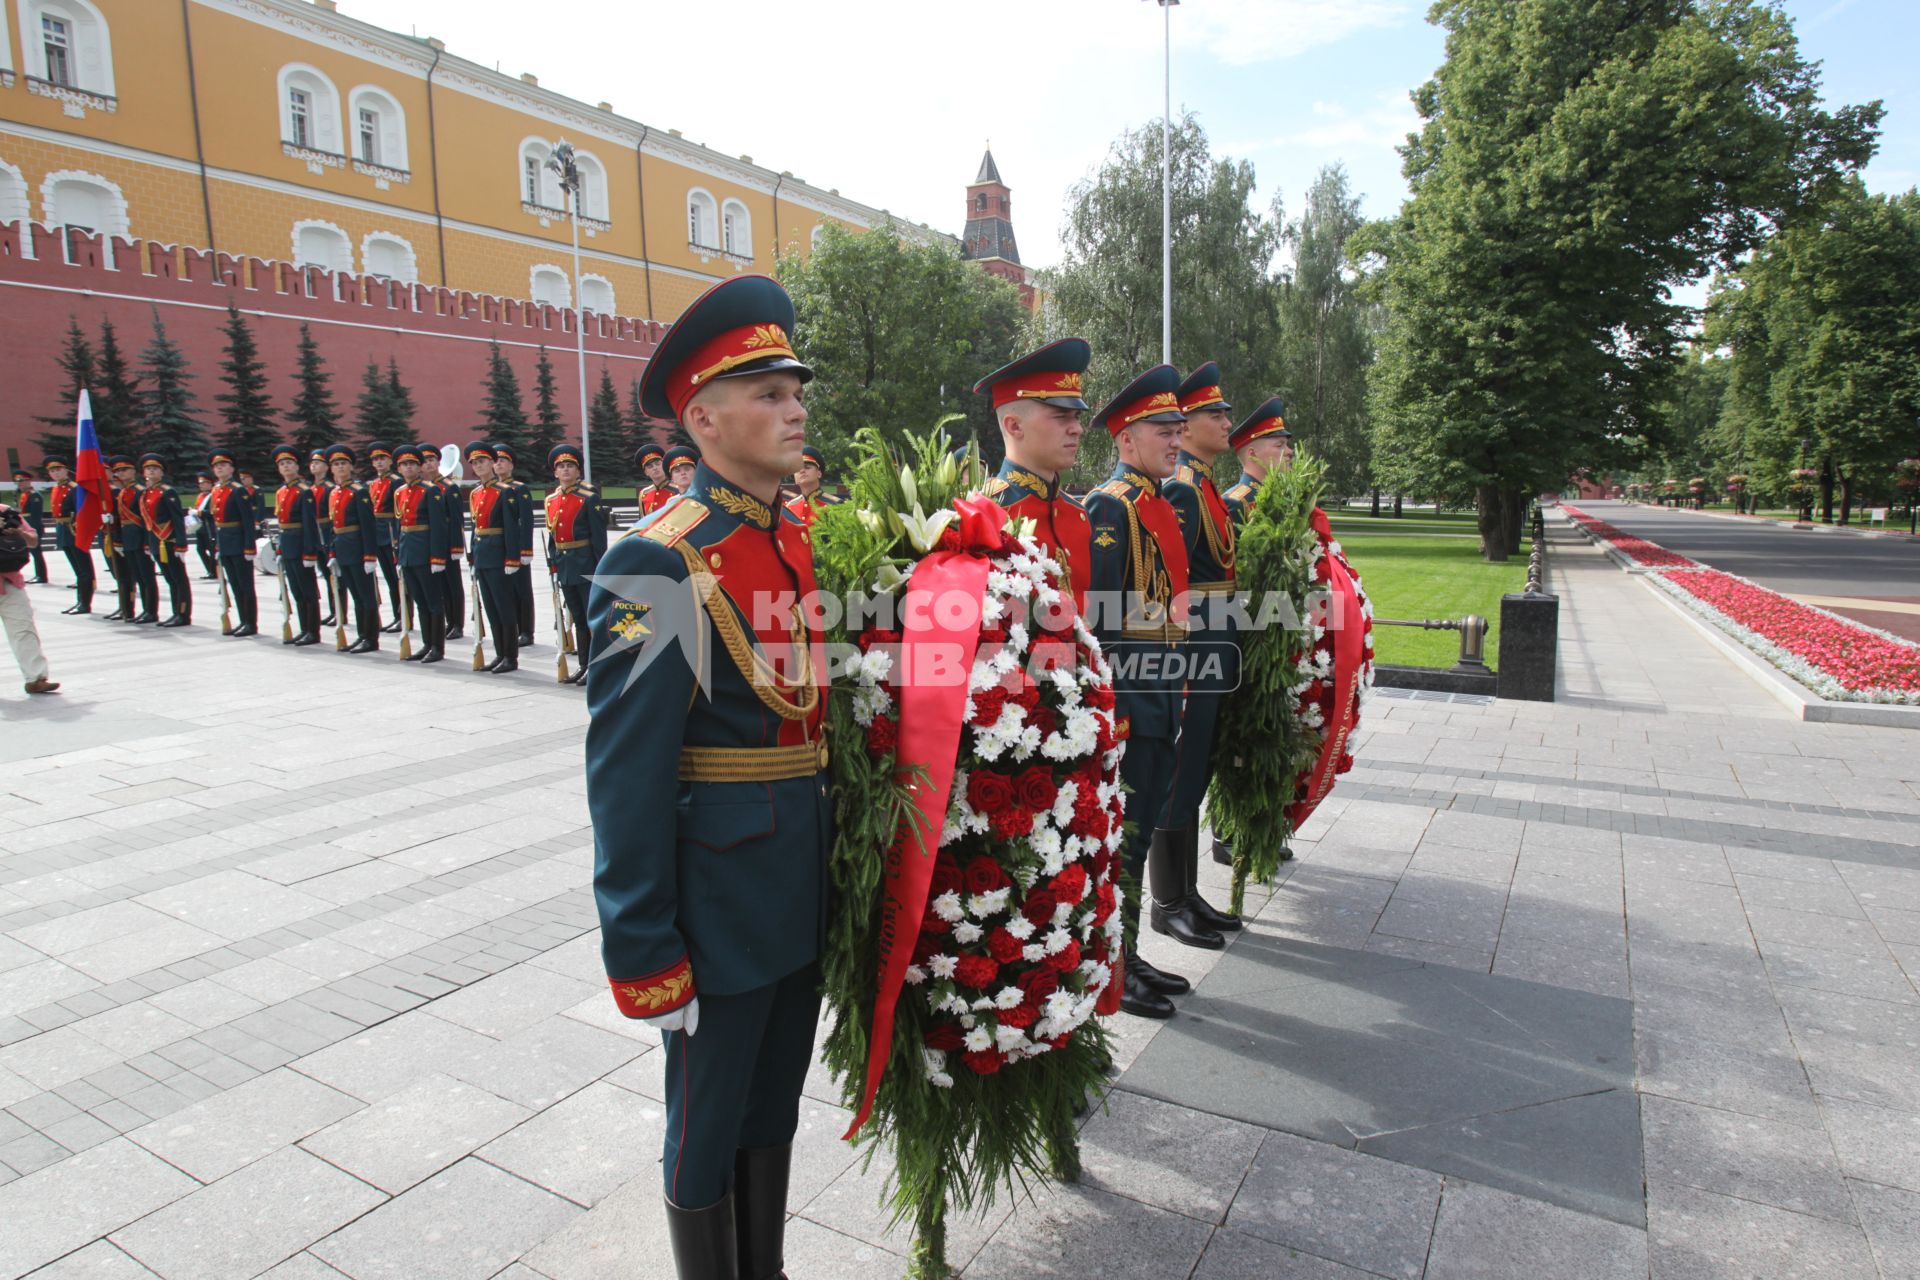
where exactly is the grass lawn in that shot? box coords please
[1334,530,1530,669]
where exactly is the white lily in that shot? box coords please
[899,464,919,511]
[857,509,884,534]
[899,502,958,555]
[938,451,959,489]
[872,562,907,593]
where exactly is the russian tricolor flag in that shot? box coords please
[70,390,110,551]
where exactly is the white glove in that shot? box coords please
[431,564,445,574]
[643,997,699,1036]
[506,564,521,575]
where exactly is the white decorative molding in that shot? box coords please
[0,159,30,226]
[27,76,115,116]
[284,142,345,170]
[291,216,353,273]
[528,263,570,309]
[39,166,127,237]
[579,272,614,314]
[352,158,409,185]
[197,0,431,77]
[360,229,417,284]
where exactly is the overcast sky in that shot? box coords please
[364,0,1918,271]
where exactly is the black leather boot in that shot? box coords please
[420,614,444,664]
[734,1144,793,1280]
[1184,829,1241,932]
[664,1193,738,1280]
[1120,955,1175,1019]
[1129,951,1191,996]
[1148,830,1224,950]
[1212,834,1234,866]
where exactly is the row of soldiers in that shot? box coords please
[25,440,611,678]
[575,273,1301,1277]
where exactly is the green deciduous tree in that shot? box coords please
[1278,165,1378,498]
[1366,0,1881,559]
[214,302,279,473]
[778,220,1028,475]
[1041,114,1285,484]
[135,310,209,477]
[286,322,341,457]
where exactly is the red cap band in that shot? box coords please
[666,323,797,418]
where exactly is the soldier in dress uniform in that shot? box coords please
[110,456,158,623]
[636,442,673,516]
[423,445,467,639]
[492,443,539,646]
[12,469,47,584]
[190,471,219,580]
[208,451,259,636]
[781,444,842,525]
[42,458,94,615]
[273,445,323,646]
[306,447,338,625]
[545,443,605,685]
[585,274,829,1279]
[972,338,1095,610]
[327,445,382,654]
[665,444,699,495]
[139,454,192,627]
[1087,364,1194,1020]
[393,444,448,664]
[1153,362,1246,942]
[464,442,520,673]
[1221,397,1293,524]
[366,442,405,633]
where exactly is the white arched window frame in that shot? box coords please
[570,148,609,222]
[19,0,115,97]
[0,161,29,226]
[687,188,717,250]
[346,84,407,172]
[41,168,127,237]
[518,137,561,210]
[278,63,343,156]
[810,223,826,251]
[721,199,752,258]
[529,264,570,309]
[361,231,416,283]
[579,273,614,315]
[292,219,353,274]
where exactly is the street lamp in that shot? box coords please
[1147,0,1177,365]
[545,140,594,485]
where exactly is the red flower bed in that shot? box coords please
[1562,506,1699,568]
[1661,569,1920,697]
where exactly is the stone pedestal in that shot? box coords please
[1498,592,1559,702]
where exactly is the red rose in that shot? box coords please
[990,808,1035,840]
[1029,705,1059,739]
[967,771,1016,815]
[925,1022,965,1052]
[1015,967,1058,1003]
[929,852,964,902]
[970,687,1009,727]
[986,927,1023,963]
[920,906,951,935]
[1015,767,1058,814]
[911,933,941,967]
[866,716,899,758]
[998,1004,1039,1029]
[1051,865,1088,904]
[1046,938,1082,973]
[963,1049,1003,1076]
[1022,887,1058,926]
[954,954,999,988]
[965,856,1011,896]
[979,627,1009,648]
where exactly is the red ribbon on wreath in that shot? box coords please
[1288,527,1363,829]
[845,496,1011,1138]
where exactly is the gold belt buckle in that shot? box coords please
[815,738,830,769]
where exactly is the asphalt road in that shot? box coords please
[1582,500,1919,598]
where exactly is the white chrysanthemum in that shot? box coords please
[1044,926,1071,954]
[1044,991,1077,1021]
[994,1024,1029,1052]
[923,1047,947,1075]
[1030,826,1063,860]
[932,891,964,923]
[904,965,927,986]
[995,985,1024,1010]
[929,954,959,980]
[1006,914,1036,941]
[963,1026,993,1052]
[1051,781,1078,827]
[953,920,983,945]
[930,1070,955,1089]
[1022,943,1046,963]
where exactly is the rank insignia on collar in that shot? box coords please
[610,601,653,643]
[707,485,772,528]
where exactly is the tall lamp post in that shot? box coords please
[546,140,594,485]
[1149,0,1177,365]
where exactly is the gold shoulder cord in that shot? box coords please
[1200,483,1236,572]
[672,543,818,722]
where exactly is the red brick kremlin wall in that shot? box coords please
[0,220,665,472]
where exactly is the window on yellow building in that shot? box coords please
[580,275,614,315]
[42,17,72,87]
[687,190,717,250]
[279,65,342,155]
[572,151,609,222]
[363,233,417,284]
[519,139,563,210]
[43,171,127,239]
[25,1,113,96]
[348,87,409,172]
[293,220,353,274]
[530,265,570,309]
[722,200,751,258]
[289,89,313,149]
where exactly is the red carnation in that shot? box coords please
[1092,881,1117,925]
[920,906,951,935]
[963,1049,1003,1076]
[969,686,1009,727]
[954,954,999,988]
[1022,887,1059,926]
[1051,865,1088,904]
[866,715,899,758]
[980,627,1009,648]
[998,1004,1039,1029]
[1015,766,1058,814]
[967,771,1016,815]
[986,927,1023,963]
[965,856,1011,896]
[1047,938,1083,973]
[1096,717,1119,753]
[929,852,964,902]
[990,807,1035,840]
[1013,679,1042,712]
[1086,683,1115,711]
[925,1022,965,1052]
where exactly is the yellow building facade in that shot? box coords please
[0,0,902,322]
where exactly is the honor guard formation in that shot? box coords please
[23,269,1299,1280]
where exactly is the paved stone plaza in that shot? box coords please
[2,530,1918,1278]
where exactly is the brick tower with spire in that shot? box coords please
[961,147,1035,308]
